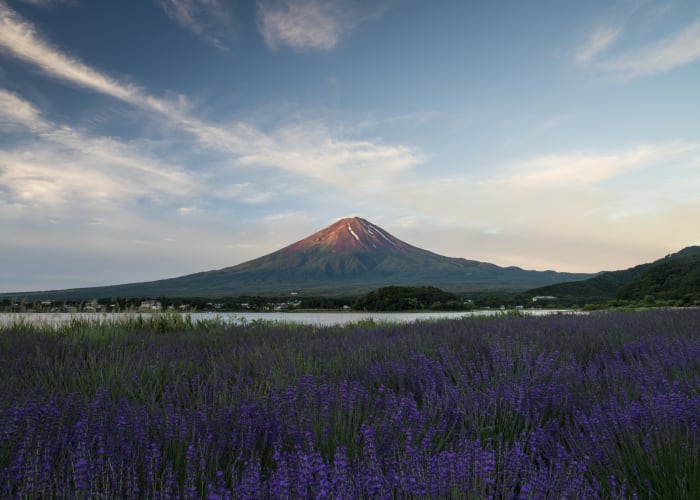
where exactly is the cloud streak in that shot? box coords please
[156,0,234,50]
[257,0,346,50]
[0,2,417,189]
[599,19,700,79]
[256,0,384,51]
[502,142,698,188]
[575,17,700,79]
[0,88,46,131]
[0,2,178,111]
[0,90,193,211]
[575,25,622,64]
[235,121,421,187]
[14,0,72,6]
[374,142,700,272]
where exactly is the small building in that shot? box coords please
[139,300,162,311]
[532,296,556,302]
[82,299,101,312]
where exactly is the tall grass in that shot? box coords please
[1,310,699,497]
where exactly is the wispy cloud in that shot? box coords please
[575,16,700,80]
[156,0,234,50]
[212,182,274,204]
[575,25,622,64]
[235,121,421,187]
[0,2,178,111]
[14,0,73,7]
[0,91,194,210]
[257,0,344,50]
[375,142,700,272]
[599,19,700,79]
[0,2,416,188]
[0,91,287,214]
[502,142,698,187]
[0,88,46,131]
[256,0,384,51]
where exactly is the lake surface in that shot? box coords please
[0,309,578,327]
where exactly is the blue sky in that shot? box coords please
[1,0,699,292]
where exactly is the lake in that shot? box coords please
[0,309,578,327]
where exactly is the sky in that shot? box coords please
[1,0,699,292]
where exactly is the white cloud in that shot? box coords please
[0,144,191,210]
[502,142,698,188]
[258,0,343,50]
[213,182,274,204]
[577,18,700,80]
[575,25,622,64]
[0,3,416,189]
[369,142,700,272]
[15,0,72,7]
[0,91,194,210]
[235,121,421,187]
[156,0,234,50]
[0,3,178,111]
[256,0,384,51]
[601,19,700,79]
[0,88,46,131]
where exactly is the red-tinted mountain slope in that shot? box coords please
[160,217,593,295]
[284,217,413,254]
[6,217,595,298]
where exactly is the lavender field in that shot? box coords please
[1,310,699,498]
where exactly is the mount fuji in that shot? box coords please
[4,217,594,298]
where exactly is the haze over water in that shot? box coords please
[0,310,579,327]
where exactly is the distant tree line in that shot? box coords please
[616,254,700,304]
[0,295,357,313]
[353,286,468,311]
[6,256,696,314]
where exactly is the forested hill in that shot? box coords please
[525,246,700,302]
[616,253,700,303]
[353,286,464,311]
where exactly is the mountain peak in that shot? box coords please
[665,246,700,260]
[2,215,596,298]
[285,217,412,254]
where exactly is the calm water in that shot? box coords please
[0,309,577,327]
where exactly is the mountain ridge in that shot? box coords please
[526,246,700,301]
[616,252,700,302]
[2,216,595,299]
